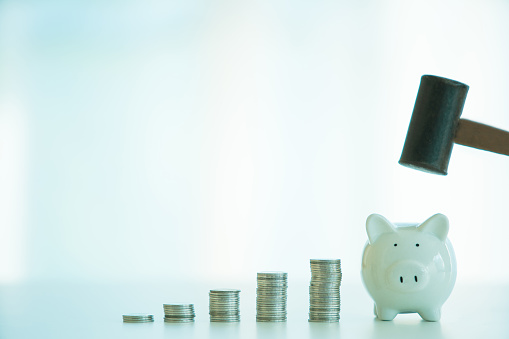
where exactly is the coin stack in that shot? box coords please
[163,304,195,323]
[209,289,241,322]
[122,314,154,323]
[256,271,288,322]
[308,259,342,322]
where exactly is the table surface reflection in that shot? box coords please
[0,282,506,339]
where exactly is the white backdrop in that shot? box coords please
[0,0,508,286]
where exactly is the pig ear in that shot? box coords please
[417,213,449,241]
[366,214,396,244]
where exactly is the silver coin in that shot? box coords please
[309,299,340,303]
[257,311,287,314]
[257,310,287,313]
[310,298,341,302]
[309,294,340,298]
[122,315,154,322]
[164,314,195,318]
[210,288,240,292]
[210,318,240,322]
[310,310,340,314]
[309,287,340,291]
[256,289,287,293]
[122,318,155,322]
[310,303,341,308]
[209,294,240,297]
[256,299,286,306]
[164,315,195,318]
[122,318,155,321]
[257,271,288,276]
[164,318,195,323]
[163,310,194,313]
[209,302,239,305]
[209,303,239,306]
[163,307,194,313]
[256,318,287,322]
[256,296,287,300]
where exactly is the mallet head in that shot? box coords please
[399,75,469,175]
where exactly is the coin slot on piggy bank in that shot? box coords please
[361,213,457,321]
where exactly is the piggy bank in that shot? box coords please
[361,213,456,321]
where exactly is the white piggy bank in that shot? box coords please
[361,213,456,321]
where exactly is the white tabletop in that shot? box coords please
[0,282,507,339]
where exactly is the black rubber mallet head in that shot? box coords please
[399,75,509,175]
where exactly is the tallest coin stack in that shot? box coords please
[308,259,342,322]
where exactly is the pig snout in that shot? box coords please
[386,260,430,292]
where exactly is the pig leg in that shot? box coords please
[376,306,398,321]
[418,308,441,322]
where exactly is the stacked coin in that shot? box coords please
[256,271,288,322]
[163,304,195,323]
[308,259,342,322]
[122,314,154,323]
[209,289,241,322]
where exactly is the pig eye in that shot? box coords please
[416,244,420,247]
[393,244,397,247]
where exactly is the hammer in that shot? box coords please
[399,75,509,175]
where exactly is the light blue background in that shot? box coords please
[1,0,508,285]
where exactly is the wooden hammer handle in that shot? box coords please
[454,119,509,156]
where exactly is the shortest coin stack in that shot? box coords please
[122,314,154,323]
[209,289,241,322]
[163,304,195,323]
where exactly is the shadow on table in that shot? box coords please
[256,322,287,339]
[209,322,241,338]
[308,321,340,338]
[369,316,444,339]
